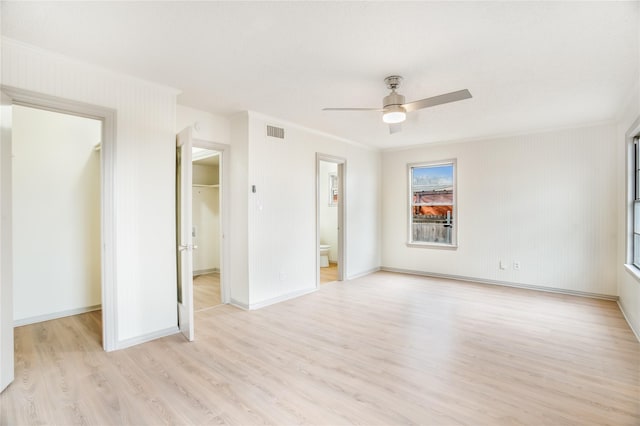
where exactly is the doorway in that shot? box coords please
[176,126,229,342]
[12,105,103,329]
[0,86,117,392]
[316,154,346,286]
[191,147,223,311]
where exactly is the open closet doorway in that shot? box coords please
[12,104,103,334]
[1,87,117,391]
[191,147,223,311]
[316,154,346,286]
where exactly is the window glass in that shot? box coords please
[634,138,640,268]
[409,161,456,246]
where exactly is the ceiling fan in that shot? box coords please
[322,76,472,134]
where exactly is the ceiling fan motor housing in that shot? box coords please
[383,91,406,109]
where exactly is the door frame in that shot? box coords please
[192,138,230,305]
[0,86,118,353]
[176,127,194,341]
[316,153,346,287]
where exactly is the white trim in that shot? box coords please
[617,300,640,343]
[0,86,119,352]
[14,305,102,327]
[2,37,181,96]
[406,242,459,250]
[248,287,317,310]
[193,268,219,276]
[116,326,180,351]
[380,267,619,301]
[625,117,640,267]
[248,110,375,151]
[0,89,14,391]
[345,267,381,281]
[623,263,640,283]
[229,299,249,310]
[382,120,618,152]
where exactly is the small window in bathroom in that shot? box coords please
[328,172,338,206]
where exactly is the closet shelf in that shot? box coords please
[192,184,219,188]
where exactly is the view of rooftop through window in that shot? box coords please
[410,162,455,245]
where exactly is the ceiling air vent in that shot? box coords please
[266,125,285,140]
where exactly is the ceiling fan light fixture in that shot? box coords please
[323,75,471,134]
[382,105,406,124]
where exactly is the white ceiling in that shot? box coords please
[2,1,638,149]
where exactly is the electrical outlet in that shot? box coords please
[513,261,521,270]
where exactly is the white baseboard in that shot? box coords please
[617,301,640,343]
[380,267,619,301]
[230,299,249,310]
[14,304,102,327]
[115,326,180,351]
[346,267,381,281]
[249,287,317,310]
[193,268,219,276]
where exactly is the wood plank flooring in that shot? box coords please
[194,272,221,311]
[319,262,338,285]
[1,271,639,425]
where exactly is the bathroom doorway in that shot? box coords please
[191,147,223,311]
[316,154,345,286]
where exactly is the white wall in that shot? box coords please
[177,104,230,144]
[229,112,250,306]
[231,112,380,308]
[193,163,218,185]
[382,123,618,297]
[2,38,179,346]
[12,105,101,322]
[319,161,338,262]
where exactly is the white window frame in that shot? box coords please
[407,159,458,249]
[626,116,640,280]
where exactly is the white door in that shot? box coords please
[0,90,14,392]
[176,127,194,341]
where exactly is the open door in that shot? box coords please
[0,89,14,392]
[176,127,194,341]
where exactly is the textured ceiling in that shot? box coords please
[2,1,638,149]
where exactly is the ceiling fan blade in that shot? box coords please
[403,89,472,113]
[322,107,382,111]
[389,123,402,134]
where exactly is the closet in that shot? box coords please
[191,151,221,309]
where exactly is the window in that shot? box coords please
[409,160,457,247]
[633,137,640,268]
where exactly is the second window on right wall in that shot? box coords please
[408,160,457,247]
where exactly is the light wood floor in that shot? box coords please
[194,272,221,311]
[320,262,338,284]
[2,271,639,425]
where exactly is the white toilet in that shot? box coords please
[319,244,331,267]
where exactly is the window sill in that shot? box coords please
[624,264,640,283]
[407,242,458,250]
